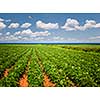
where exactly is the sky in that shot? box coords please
[0,13,100,43]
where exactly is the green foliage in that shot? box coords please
[0,44,100,87]
[0,49,31,87]
[36,45,100,87]
[28,49,43,87]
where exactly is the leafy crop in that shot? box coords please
[0,44,100,87]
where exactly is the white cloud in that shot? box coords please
[14,29,51,37]
[28,16,33,19]
[0,18,4,22]
[0,22,6,29]
[53,36,64,40]
[76,20,97,31]
[83,20,96,30]
[74,25,85,31]
[3,35,18,41]
[14,31,21,35]
[17,36,22,39]
[86,20,96,25]
[36,20,59,30]
[66,18,79,26]
[61,18,100,31]
[0,18,11,23]
[94,23,100,28]
[0,33,2,35]
[21,23,32,28]
[89,36,100,39]
[6,32,10,35]
[61,26,76,31]
[53,37,78,41]
[32,31,51,37]
[21,29,33,35]
[66,38,79,41]
[34,37,44,41]
[61,18,79,31]
[5,19,11,22]
[8,23,19,29]
[47,36,80,42]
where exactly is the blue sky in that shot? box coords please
[0,13,100,43]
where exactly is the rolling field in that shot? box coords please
[0,44,100,87]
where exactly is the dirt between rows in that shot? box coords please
[4,69,9,77]
[19,74,28,87]
[35,49,56,87]
[43,73,56,87]
[2,66,13,78]
[1,49,76,87]
[19,58,30,87]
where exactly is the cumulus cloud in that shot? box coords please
[21,29,33,35]
[89,36,100,39]
[34,37,44,41]
[28,16,33,19]
[66,38,79,41]
[53,36,64,41]
[36,20,59,30]
[47,36,79,42]
[8,23,19,29]
[61,26,76,31]
[0,22,6,29]
[14,29,51,37]
[3,35,18,41]
[74,25,85,31]
[21,23,32,28]
[94,23,100,28]
[65,18,79,26]
[83,20,96,30]
[5,19,11,22]
[53,37,79,42]
[14,31,21,35]
[0,18,11,22]
[6,32,11,35]
[61,18,79,31]
[61,18,100,31]
[0,33,2,35]
[0,18,4,22]
[32,31,51,37]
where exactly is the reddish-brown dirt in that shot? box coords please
[35,49,56,87]
[2,65,15,79]
[4,69,9,77]
[19,58,31,87]
[19,74,28,87]
[43,73,56,87]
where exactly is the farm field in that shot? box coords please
[0,44,100,87]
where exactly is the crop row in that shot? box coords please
[0,47,44,87]
[0,47,29,79]
[61,45,100,53]
[0,45,100,87]
[0,48,32,86]
[35,46,100,86]
[28,49,43,86]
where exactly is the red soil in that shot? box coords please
[43,74,56,87]
[4,69,9,77]
[19,74,28,87]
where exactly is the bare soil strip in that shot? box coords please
[0,65,15,80]
[35,49,78,87]
[19,55,31,87]
[35,49,56,87]
[19,74,29,87]
[4,69,9,77]
[0,51,28,80]
[43,73,56,87]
